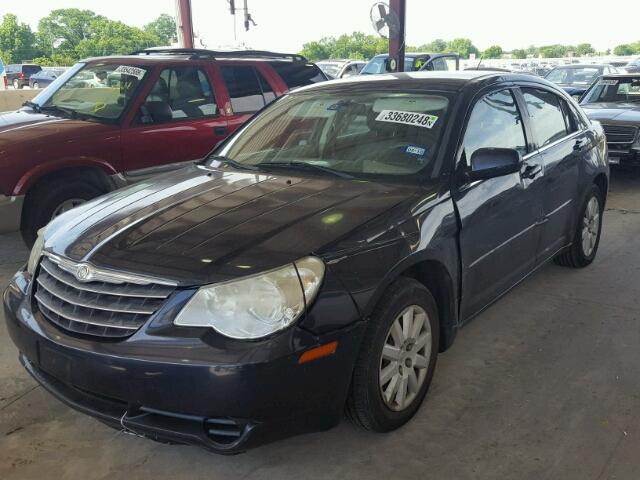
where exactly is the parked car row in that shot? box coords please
[4,59,609,453]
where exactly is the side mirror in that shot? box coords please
[141,101,173,124]
[470,147,522,180]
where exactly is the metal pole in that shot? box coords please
[388,0,406,72]
[175,0,195,49]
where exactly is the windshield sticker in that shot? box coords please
[405,145,427,157]
[114,65,146,79]
[599,79,618,86]
[376,110,439,129]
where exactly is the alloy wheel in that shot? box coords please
[379,304,431,411]
[582,196,600,257]
[52,198,86,219]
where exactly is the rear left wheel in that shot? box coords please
[346,277,439,432]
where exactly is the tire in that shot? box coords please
[21,179,106,247]
[13,78,20,90]
[554,184,604,268]
[346,277,439,432]
[33,82,39,89]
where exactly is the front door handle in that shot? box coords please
[522,163,542,179]
[573,138,590,153]
[213,126,227,135]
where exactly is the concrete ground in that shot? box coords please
[1,169,640,480]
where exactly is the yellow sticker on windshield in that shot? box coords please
[376,110,438,129]
[94,102,106,113]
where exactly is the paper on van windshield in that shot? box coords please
[599,79,618,86]
[114,65,146,79]
[375,110,439,129]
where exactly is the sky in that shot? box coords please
[4,0,640,53]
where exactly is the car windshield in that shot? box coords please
[545,67,601,86]
[211,90,451,180]
[360,57,420,74]
[317,62,342,77]
[40,63,148,121]
[582,77,640,104]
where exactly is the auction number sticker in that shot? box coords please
[376,110,439,129]
[599,79,618,86]
[114,65,147,79]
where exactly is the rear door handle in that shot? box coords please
[214,126,227,135]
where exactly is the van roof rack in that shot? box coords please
[130,48,308,63]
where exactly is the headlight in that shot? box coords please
[27,231,45,276]
[174,257,325,339]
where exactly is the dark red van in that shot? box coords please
[0,49,326,244]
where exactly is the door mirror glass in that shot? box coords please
[470,148,521,180]
[141,100,173,124]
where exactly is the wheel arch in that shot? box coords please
[593,173,608,207]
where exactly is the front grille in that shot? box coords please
[602,124,638,144]
[34,256,175,338]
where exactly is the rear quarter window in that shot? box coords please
[269,62,326,89]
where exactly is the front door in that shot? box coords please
[453,88,544,320]
[121,65,228,176]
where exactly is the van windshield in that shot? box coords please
[213,90,451,180]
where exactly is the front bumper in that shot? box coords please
[0,194,24,233]
[3,270,365,453]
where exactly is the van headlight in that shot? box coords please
[27,231,45,276]
[174,257,325,339]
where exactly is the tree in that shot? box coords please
[75,18,159,58]
[575,43,595,56]
[300,32,386,61]
[613,43,639,56]
[0,14,39,63]
[445,38,479,59]
[38,9,103,57]
[511,48,527,59]
[144,14,177,46]
[483,45,503,59]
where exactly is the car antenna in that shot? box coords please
[477,54,484,69]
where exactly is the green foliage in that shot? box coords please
[38,9,103,56]
[144,14,177,46]
[408,38,447,53]
[301,32,387,61]
[32,53,78,66]
[613,42,640,56]
[75,18,159,58]
[483,45,503,59]
[445,38,479,59]
[512,48,527,59]
[575,43,595,56]
[0,14,39,63]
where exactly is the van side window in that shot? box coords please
[462,89,527,165]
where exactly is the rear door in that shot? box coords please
[453,88,544,319]
[121,64,228,174]
[519,87,588,261]
[219,64,280,135]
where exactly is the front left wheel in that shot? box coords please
[346,277,439,432]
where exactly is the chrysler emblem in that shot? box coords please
[75,264,92,282]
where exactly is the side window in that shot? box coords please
[269,62,326,88]
[462,89,527,165]
[255,68,276,104]
[221,66,267,114]
[560,99,579,133]
[521,88,569,147]
[141,66,217,123]
[432,58,448,71]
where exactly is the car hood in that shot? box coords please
[582,103,640,123]
[558,85,588,96]
[44,164,424,286]
[0,109,112,149]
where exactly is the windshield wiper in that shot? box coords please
[22,100,41,112]
[39,105,78,119]
[255,161,354,179]
[208,155,260,172]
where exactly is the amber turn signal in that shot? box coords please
[298,341,338,364]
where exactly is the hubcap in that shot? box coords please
[379,305,431,412]
[581,196,600,257]
[52,198,86,219]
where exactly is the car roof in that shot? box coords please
[292,70,551,94]
[551,64,608,69]
[372,52,437,59]
[600,73,640,78]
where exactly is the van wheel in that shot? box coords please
[554,184,603,268]
[346,277,439,432]
[13,79,20,89]
[21,180,106,247]
[33,82,39,89]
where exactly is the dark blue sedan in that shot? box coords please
[29,69,65,89]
